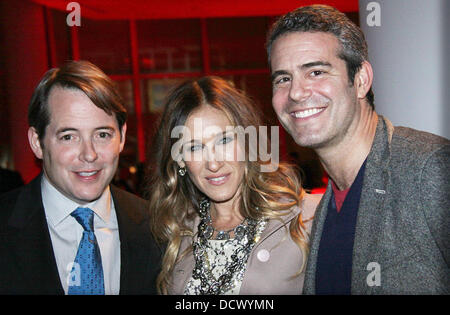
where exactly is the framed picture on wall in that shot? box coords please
[147,78,184,112]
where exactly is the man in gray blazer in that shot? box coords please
[267,5,449,294]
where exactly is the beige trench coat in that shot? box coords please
[169,193,322,295]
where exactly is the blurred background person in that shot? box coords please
[0,145,24,194]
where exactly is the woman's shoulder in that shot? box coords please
[275,192,322,221]
[181,212,200,235]
[299,192,323,231]
[301,192,322,217]
[302,192,323,207]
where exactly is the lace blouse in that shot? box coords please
[184,239,246,295]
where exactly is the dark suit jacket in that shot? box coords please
[303,116,450,294]
[0,174,162,294]
[0,168,24,194]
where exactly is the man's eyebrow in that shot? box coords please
[56,126,115,134]
[270,61,331,82]
[56,127,77,134]
[301,61,332,69]
[95,126,116,131]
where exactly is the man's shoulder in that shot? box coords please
[110,185,149,221]
[0,183,35,230]
[384,125,449,198]
[390,125,449,161]
[392,126,449,150]
[110,185,147,205]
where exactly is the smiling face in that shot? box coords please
[28,87,126,204]
[270,31,362,149]
[178,105,245,206]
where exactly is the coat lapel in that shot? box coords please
[6,175,64,294]
[252,205,300,250]
[351,116,392,293]
[171,205,305,294]
[112,187,135,294]
[111,186,155,294]
[169,215,199,294]
[302,184,332,294]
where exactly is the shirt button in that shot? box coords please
[257,249,270,262]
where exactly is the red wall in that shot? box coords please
[0,0,48,183]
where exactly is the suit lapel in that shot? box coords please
[303,184,332,294]
[111,187,133,294]
[7,175,64,294]
[253,205,300,249]
[111,186,152,294]
[351,117,392,293]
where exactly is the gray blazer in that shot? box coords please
[303,116,450,294]
[169,193,322,295]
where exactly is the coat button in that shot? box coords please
[257,249,270,262]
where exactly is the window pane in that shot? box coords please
[121,113,138,164]
[137,19,202,73]
[79,19,131,74]
[224,74,275,124]
[114,112,141,194]
[141,78,186,114]
[140,78,198,160]
[115,79,134,114]
[113,79,137,189]
[115,79,136,163]
[208,17,270,71]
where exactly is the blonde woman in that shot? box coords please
[147,76,321,294]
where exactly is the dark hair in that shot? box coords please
[266,4,375,108]
[28,60,127,141]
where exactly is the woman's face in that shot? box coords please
[177,104,246,205]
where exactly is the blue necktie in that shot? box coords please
[68,207,105,295]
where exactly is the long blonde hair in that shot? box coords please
[146,76,309,294]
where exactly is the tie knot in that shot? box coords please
[71,207,94,232]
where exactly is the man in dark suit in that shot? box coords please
[267,5,449,294]
[0,60,162,294]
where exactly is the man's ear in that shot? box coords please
[28,127,43,159]
[355,61,374,100]
[119,123,127,153]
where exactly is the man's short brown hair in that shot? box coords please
[28,60,127,141]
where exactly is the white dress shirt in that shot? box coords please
[41,175,121,295]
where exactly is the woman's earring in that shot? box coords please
[178,166,186,177]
